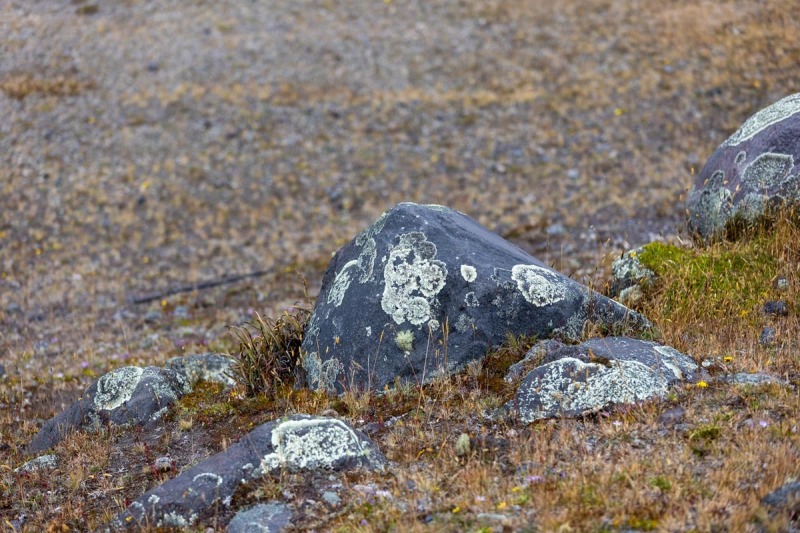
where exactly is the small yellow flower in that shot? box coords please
[697,381,708,388]
[161,299,167,307]
[497,501,507,510]
[723,356,733,363]
[512,486,523,493]
[614,107,625,116]
[452,506,461,514]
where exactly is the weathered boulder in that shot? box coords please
[227,502,292,533]
[687,93,800,241]
[26,366,190,454]
[166,352,237,388]
[103,415,385,530]
[506,337,698,423]
[301,203,649,393]
[609,247,656,304]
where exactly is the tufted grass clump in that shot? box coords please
[227,306,311,397]
[633,212,800,328]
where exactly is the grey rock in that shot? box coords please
[0,363,5,378]
[144,309,162,323]
[302,203,649,393]
[759,326,777,346]
[508,337,698,423]
[166,353,237,388]
[609,247,656,299]
[104,415,385,530]
[721,372,788,386]
[687,93,800,241]
[321,491,341,507]
[15,454,59,473]
[173,305,190,319]
[658,406,686,427]
[154,456,174,472]
[227,502,292,533]
[26,366,190,453]
[762,480,800,508]
[763,300,789,316]
[775,276,789,291]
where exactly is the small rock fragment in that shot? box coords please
[759,326,777,346]
[227,502,292,533]
[763,300,789,317]
[455,433,471,457]
[15,454,59,473]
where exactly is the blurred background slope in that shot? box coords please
[1,0,798,376]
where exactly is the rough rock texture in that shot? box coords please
[301,203,649,393]
[507,337,698,423]
[609,247,656,302]
[720,372,789,386]
[26,366,190,454]
[166,352,237,388]
[15,454,59,473]
[227,502,293,533]
[687,93,800,241]
[104,415,385,530]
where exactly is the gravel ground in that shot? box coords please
[1,0,798,430]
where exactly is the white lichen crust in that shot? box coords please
[516,357,669,423]
[257,417,382,475]
[94,366,144,411]
[510,264,568,307]
[460,264,477,282]
[723,93,800,146]
[381,232,448,325]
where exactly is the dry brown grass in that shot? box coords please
[2,0,800,530]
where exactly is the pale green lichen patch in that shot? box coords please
[15,454,59,473]
[460,264,477,282]
[511,264,568,307]
[742,153,794,190]
[94,366,144,411]
[258,418,379,474]
[516,357,670,423]
[381,232,448,325]
[304,352,342,393]
[394,330,414,352]
[722,93,800,147]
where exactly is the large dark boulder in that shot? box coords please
[301,203,649,393]
[687,93,800,241]
[26,366,190,454]
[506,337,699,423]
[102,415,385,530]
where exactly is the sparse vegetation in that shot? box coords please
[2,0,800,531]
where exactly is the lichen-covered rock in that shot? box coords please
[609,247,656,302]
[687,93,800,241]
[301,203,649,393]
[166,352,237,388]
[26,366,190,453]
[227,502,292,533]
[103,415,385,530]
[507,337,698,423]
[14,454,59,473]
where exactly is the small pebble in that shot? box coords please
[762,300,789,317]
[154,456,173,472]
[774,276,789,291]
[759,326,776,346]
[658,406,686,427]
[321,491,341,507]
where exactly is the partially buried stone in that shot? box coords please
[103,415,385,530]
[759,326,777,346]
[26,366,190,453]
[227,502,292,533]
[302,203,649,393]
[165,352,237,388]
[507,337,699,423]
[763,300,789,317]
[687,93,800,241]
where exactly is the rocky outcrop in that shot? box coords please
[26,366,190,454]
[301,203,649,393]
[103,415,385,530]
[166,352,237,388]
[687,93,800,241]
[506,337,698,423]
[609,247,656,304]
